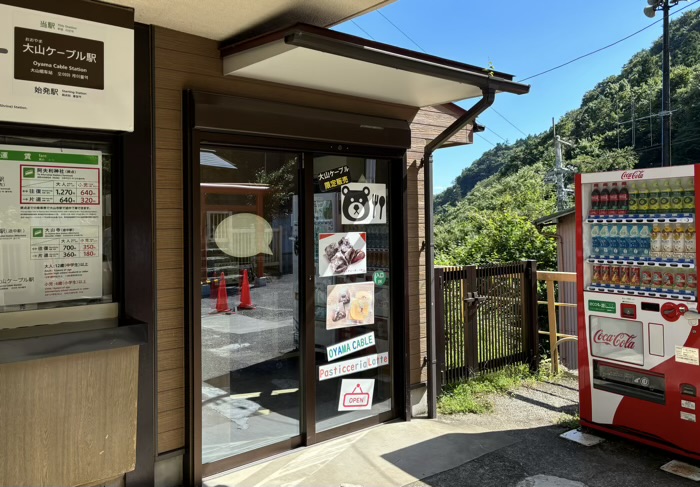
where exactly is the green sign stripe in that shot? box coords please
[588,300,616,314]
[0,150,98,165]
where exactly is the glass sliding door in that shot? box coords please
[199,146,301,465]
[312,155,394,433]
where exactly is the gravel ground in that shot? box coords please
[438,373,580,432]
[408,373,700,487]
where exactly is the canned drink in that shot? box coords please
[662,269,675,290]
[611,265,621,285]
[688,270,698,292]
[675,269,687,293]
[601,265,611,285]
[592,265,601,286]
[630,266,641,287]
[641,267,653,290]
[652,269,664,289]
[620,266,630,285]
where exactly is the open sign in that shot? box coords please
[338,379,375,411]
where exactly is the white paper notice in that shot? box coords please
[338,379,375,411]
[681,411,697,423]
[675,346,700,366]
[0,145,102,307]
[682,400,696,411]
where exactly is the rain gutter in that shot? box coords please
[423,89,496,418]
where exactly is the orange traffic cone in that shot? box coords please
[238,270,256,310]
[215,272,231,313]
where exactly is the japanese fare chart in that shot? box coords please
[0,144,102,306]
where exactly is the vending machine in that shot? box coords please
[576,165,700,460]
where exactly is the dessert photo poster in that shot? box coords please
[319,232,367,277]
[326,282,375,329]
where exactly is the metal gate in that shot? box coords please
[435,260,539,389]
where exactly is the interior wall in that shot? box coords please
[153,25,468,453]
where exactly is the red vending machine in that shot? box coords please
[577,165,700,459]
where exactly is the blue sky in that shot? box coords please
[335,0,700,193]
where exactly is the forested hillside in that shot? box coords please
[435,8,700,268]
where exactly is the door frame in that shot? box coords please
[183,129,409,483]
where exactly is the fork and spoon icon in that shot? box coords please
[372,194,386,220]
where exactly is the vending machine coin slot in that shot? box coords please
[641,302,660,312]
[681,384,697,398]
[621,303,637,319]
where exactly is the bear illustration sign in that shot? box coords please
[340,183,387,225]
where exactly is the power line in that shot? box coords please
[476,133,495,146]
[520,0,700,82]
[487,127,508,143]
[491,108,528,137]
[376,10,427,53]
[351,20,375,40]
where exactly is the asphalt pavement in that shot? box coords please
[407,375,699,487]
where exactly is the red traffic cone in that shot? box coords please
[215,272,231,313]
[238,270,256,310]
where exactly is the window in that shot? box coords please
[0,135,116,330]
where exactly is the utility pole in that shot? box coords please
[662,0,672,167]
[644,0,682,166]
[545,118,575,211]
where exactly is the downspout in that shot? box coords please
[423,89,496,419]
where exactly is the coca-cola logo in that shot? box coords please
[621,170,645,180]
[593,330,637,349]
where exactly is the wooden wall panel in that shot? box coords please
[0,347,138,487]
[153,26,468,451]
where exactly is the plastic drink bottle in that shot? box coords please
[671,178,684,212]
[661,222,674,259]
[618,182,629,216]
[628,225,640,257]
[600,225,610,257]
[608,224,619,257]
[648,181,660,214]
[637,181,649,214]
[640,224,652,258]
[600,184,610,217]
[628,182,639,214]
[618,224,629,257]
[659,179,672,212]
[609,183,620,216]
[591,225,600,257]
[685,223,696,261]
[673,223,686,259]
[591,184,600,216]
[683,178,695,213]
[651,223,662,259]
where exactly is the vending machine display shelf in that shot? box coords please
[586,214,694,224]
[587,257,696,268]
[586,285,696,301]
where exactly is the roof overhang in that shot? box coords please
[534,208,575,227]
[111,0,395,42]
[221,24,530,108]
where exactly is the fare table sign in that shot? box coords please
[0,145,102,306]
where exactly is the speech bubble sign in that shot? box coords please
[214,213,273,258]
